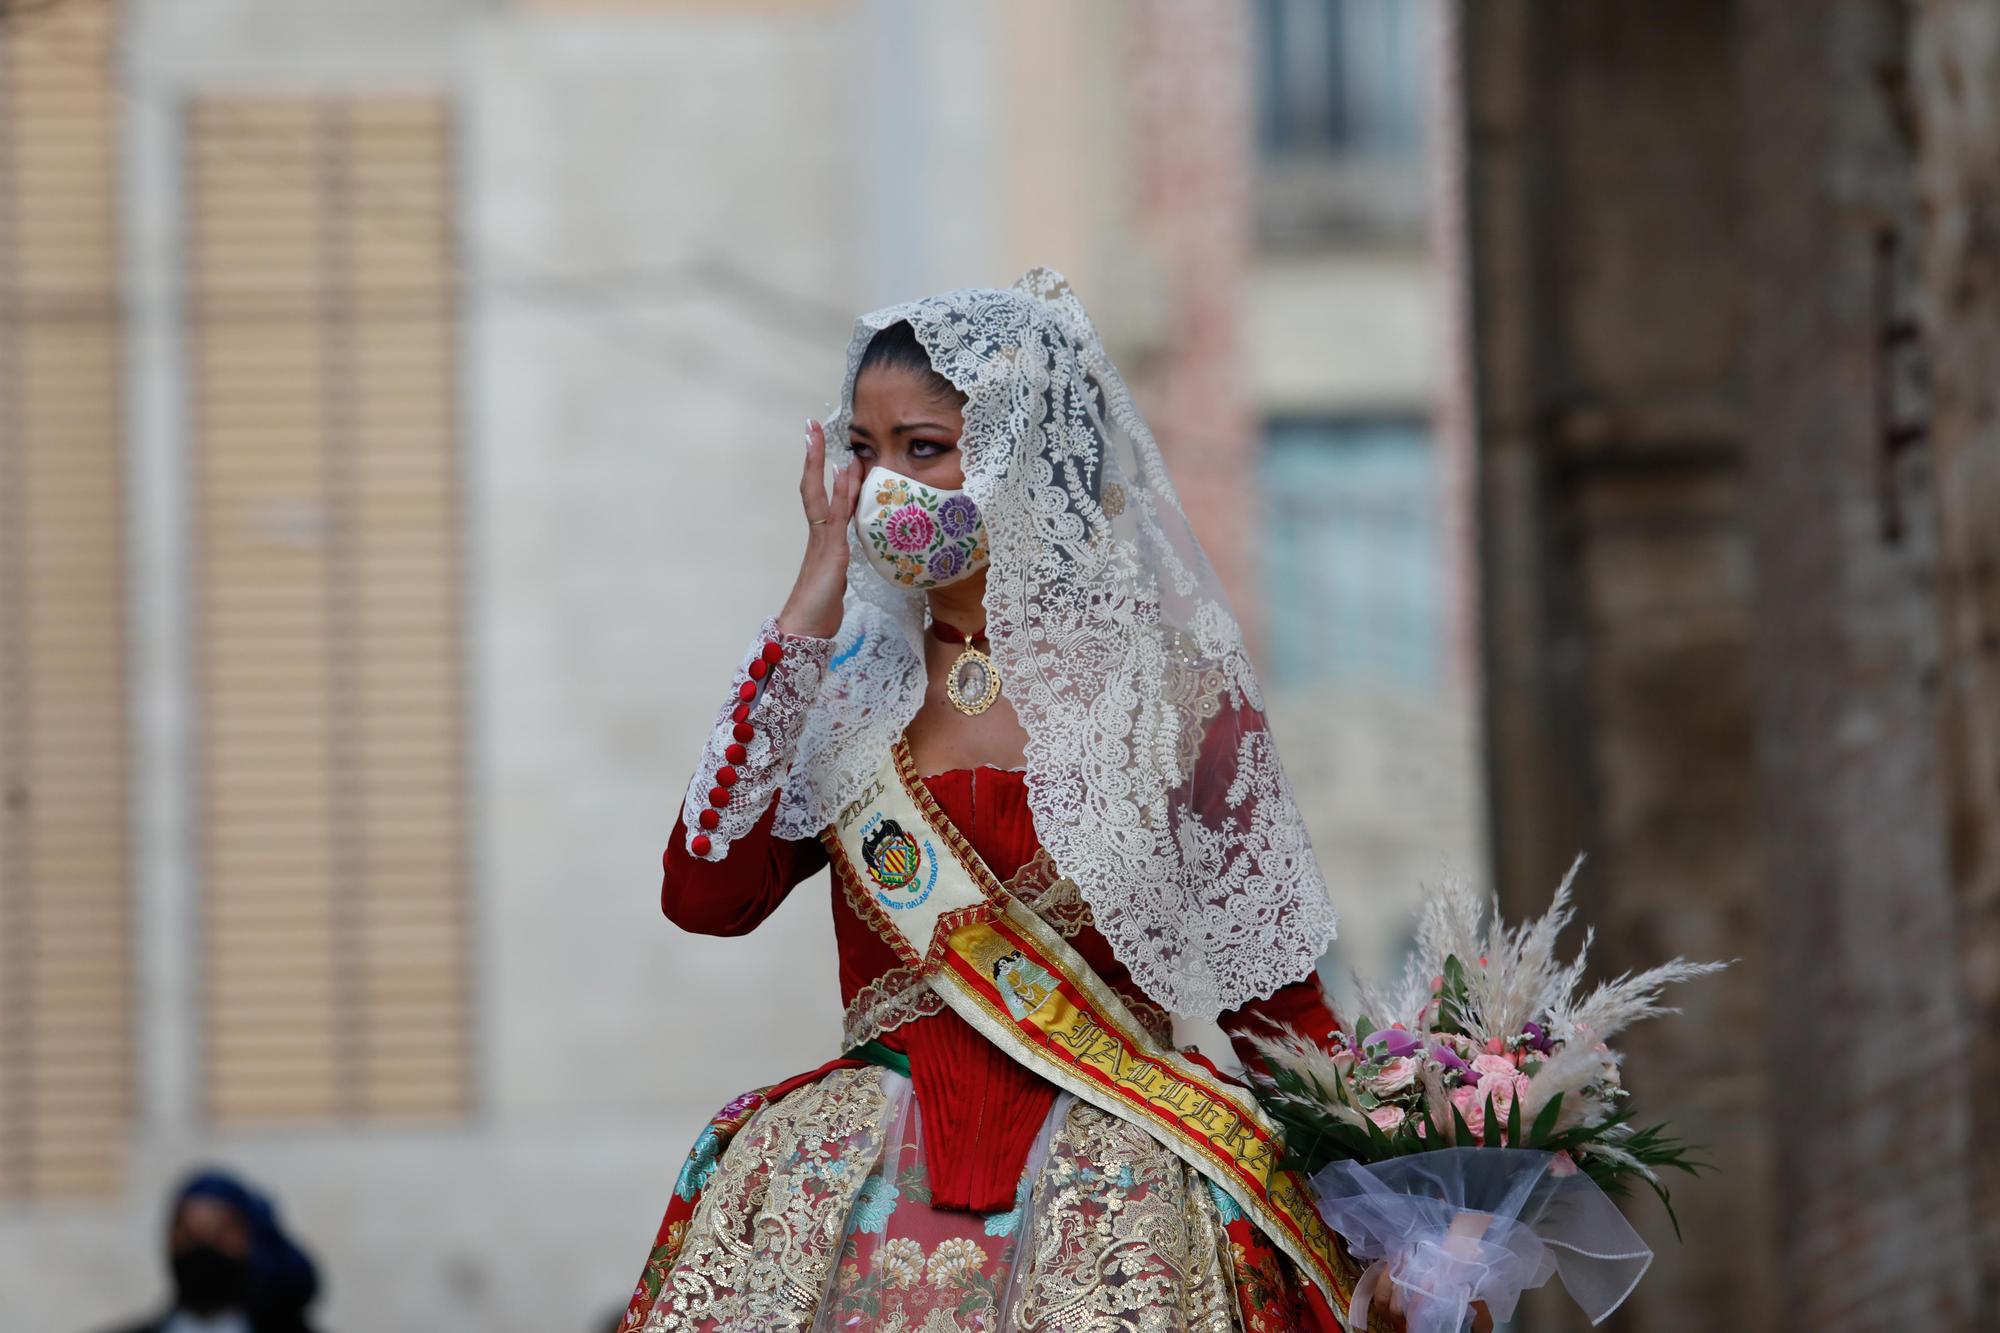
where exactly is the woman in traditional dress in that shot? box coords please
[618,270,1386,1332]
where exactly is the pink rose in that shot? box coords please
[1485,1036,1507,1055]
[1550,1149,1579,1178]
[1435,1032,1477,1059]
[1497,1081,1533,1127]
[1449,1084,1487,1140]
[1456,1065,1533,1143]
[1367,1105,1406,1132]
[1368,1056,1419,1095]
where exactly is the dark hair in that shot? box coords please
[173,1168,320,1321]
[856,320,966,406]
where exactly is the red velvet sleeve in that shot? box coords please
[1187,693,1347,1072]
[661,789,829,936]
[1217,973,1347,1077]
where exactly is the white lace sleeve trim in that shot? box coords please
[680,616,835,861]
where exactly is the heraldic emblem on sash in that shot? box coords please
[861,818,938,910]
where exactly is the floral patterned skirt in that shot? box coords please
[619,1062,1330,1332]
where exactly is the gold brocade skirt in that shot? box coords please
[629,1065,1279,1332]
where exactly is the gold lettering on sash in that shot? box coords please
[836,777,890,830]
[1151,1078,1205,1117]
[1074,1030,1126,1076]
[1122,1058,1172,1100]
[1048,1012,1102,1053]
[1219,1116,1276,1177]
[1039,1007,1267,1172]
[1270,1175,1331,1242]
[1187,1097,1235,1139]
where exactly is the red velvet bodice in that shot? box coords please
[662,763,1342,1213]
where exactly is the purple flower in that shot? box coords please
[927,544,967,582]
[1430,1042,1475,1085]
[1363,1026,1422,1059]
[1521,1020,1555,1055]
[936,493,981,540]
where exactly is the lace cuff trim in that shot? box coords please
[841,966,947,1050]
[1013,853,1091,939]
[680,616,835,861]
[838,963,1170,1051]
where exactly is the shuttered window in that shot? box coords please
[0,0,132,1202]
[187,96,470,1124]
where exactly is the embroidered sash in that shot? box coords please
[824,741,1357,1313]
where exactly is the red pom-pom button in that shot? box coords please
[732,703,752,724]
[732,722,754,743]
[690,833,713,857]
[736,680,757,702]
[698,808,720,830]
[708,786,731,808]
[747,659,769,681]
[762,641,784,664]
[725,742,748,764]
[715,765,738,787]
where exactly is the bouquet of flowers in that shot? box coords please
[1249,858,1727,1332]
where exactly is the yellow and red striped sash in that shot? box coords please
[823,741,1356,1312]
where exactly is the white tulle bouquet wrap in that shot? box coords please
[1247,859,1727,1332]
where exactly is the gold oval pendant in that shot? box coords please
[945,645,1001,716]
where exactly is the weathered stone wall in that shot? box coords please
[1462,3,1772,1326]
[1911,0,2000,1304]
[1738,2,1985,1325]
[1467,0,2000,1327]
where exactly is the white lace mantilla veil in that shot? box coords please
[772,267,1338,1020]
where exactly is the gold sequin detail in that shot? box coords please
[641,1068,891,1330]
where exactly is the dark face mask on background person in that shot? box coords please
[172,1243,250,1315]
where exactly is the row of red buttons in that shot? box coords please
[689,637,786,857]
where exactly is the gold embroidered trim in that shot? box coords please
[891,736,1007,900]
[640,1067,891,1330]
[1012,1099,1239,1331]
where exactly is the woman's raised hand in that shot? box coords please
[777,419,861,640]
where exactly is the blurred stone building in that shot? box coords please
[1465,1,2000,1329]
[0,1,1474,1328]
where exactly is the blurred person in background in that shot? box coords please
[97,1168,321,1333]
[615,270,1444,1331]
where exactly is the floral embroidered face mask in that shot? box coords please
[853,466,990,589]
